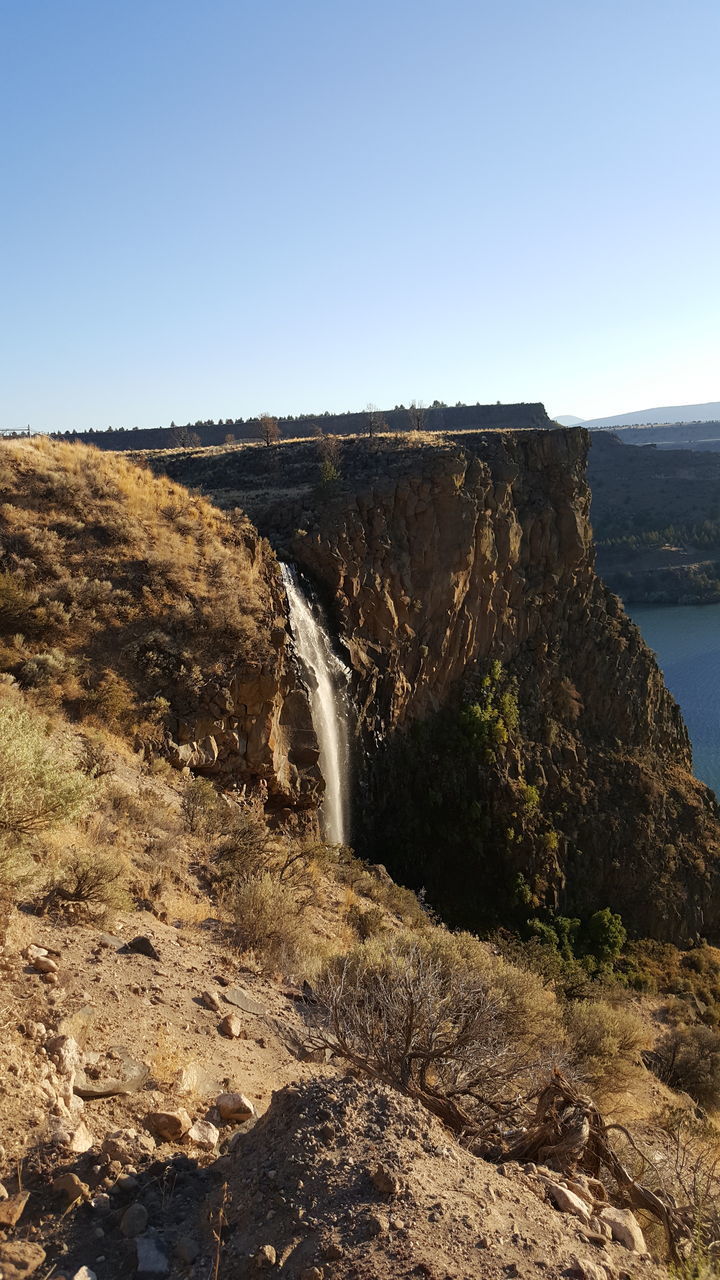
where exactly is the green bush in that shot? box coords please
[181,775,227,836]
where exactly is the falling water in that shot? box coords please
[281,564,351,845]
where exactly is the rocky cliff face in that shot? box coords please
[152,429,720,942]
[166,549,323,825]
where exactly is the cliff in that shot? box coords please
[153,428,720,943]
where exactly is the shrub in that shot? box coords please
[229,873,312,972]
[39,850,130,920]
[210,808,277,891]
[312,929,561,1130]
[346,902,386,939]
[0,701,96,837]
[181,776,227,836]
[586,908,627,963]
[653,1026,720,1108]
[567,998,647,1088]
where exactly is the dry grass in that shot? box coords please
[0,435,273,737]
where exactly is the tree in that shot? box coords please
[365,403,387,438]
[313,424,341,486]
[407,400,426,432]
[169,424,201,447]
[258,414,280,447]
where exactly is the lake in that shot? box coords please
[628,603,720,797]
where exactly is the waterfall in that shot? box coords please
[281,564,351,845]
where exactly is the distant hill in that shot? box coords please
[584,400,720,428]
[553,414,586,426]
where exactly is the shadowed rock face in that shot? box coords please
[153,428,720,942]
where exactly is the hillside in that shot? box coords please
[582,401,720,428]
[589,432,720,603]
[5,434,720,1280]
[0,436,322,815]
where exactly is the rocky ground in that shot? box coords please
[0,903,670,1280]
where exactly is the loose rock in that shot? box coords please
[121,1202,149,1237]
[215,1091,255,1123]
[0,1241,46,1279]
[135,1233,170,1275]
[599,1205,647,1252]
[144,1109,192,1141]
[370,1163,402,1197]
[52,1171,90,1203]
[219,1012,243,1039]
[187,1119,219,1150]
[201,989,223,1012]
[545,1182,592,1223]
[123,935,160,960]
[252,1243,277,1269]
[101,1127,156,1165]
[0,1191,30,1227]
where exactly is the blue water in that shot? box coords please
[628,603,720,797]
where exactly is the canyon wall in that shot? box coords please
[153,429,720,942]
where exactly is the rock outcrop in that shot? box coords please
[166,568,323,820]
[151,428,720,941]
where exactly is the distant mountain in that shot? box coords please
[553,415,586,426]
[583,401,720,428]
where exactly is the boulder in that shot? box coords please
[121,1203,149,1237]
[599,1205,646,1252]
[215,1092,255,1123]
[0,1241,46,1279]
[144,1109,192,1141]
[187,1120,219,1150]
[545,1182,592,1223]
[219,1013,243,1039]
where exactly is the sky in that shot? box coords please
[2,0,719,432]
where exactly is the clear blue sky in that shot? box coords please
[2,0,719,431]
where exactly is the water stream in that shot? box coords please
[281,564,351,845]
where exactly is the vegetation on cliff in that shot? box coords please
[0,436,274,737]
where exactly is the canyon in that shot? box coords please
[150,427,720,944]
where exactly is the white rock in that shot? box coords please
[47,1117,95,1154]
[26,944,49,960]
[186,1119,219,1150]
[545,1181,592,1222]
[72,1268,98,1280]
[599,1205,646,1252]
